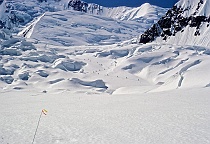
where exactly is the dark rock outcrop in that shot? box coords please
[68,0,88,12]
[139,0,210,44]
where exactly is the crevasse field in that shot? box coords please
[0,0,210,144]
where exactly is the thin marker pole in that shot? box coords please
[32,111,42,144]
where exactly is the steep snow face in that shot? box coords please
[139,0,210,47]
[66,1,167,22]
[176,0,210,16]
[118,3,166,21]
[97,3,167,23]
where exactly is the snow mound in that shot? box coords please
[52,58,86,71]
[36,70,49,77]
[70,78,108,89]
[0,76,14,84]
[97,49,129,58]
[0,67,15,75]
[18,72,30,81]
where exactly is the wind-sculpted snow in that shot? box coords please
[0,75,14,84]
[52,58,86,71]
[18,72,30,81]
[70,78,108,89]
[96,49,129,58]
[0,67,15,75]
[36,70,49,77]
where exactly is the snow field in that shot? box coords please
[0,88,210,144]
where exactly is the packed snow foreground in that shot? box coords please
[0,0,210,144]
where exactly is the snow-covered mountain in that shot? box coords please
[0,0,167,45]
[139,0,210,47]
[0,0,166,30]
[87,3,167,23]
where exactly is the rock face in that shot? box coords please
[67,0,89,13]
[139,0,210,46]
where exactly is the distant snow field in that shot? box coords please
[0,0,210,143]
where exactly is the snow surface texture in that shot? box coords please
[1,0,210,144]
[0,88,210,144]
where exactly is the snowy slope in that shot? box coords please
[163,0,210,46]
[139,0,210,47]
[94,3,167,23]
[176,0,210,16]
[21,10,145,46]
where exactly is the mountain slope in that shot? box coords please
[139,0,210,47]
[20,10,146,46]
[0,0,167,33]
[0,0,167,46]
[89,3,167,23]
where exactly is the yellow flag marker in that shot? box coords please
[42,109,48,115]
